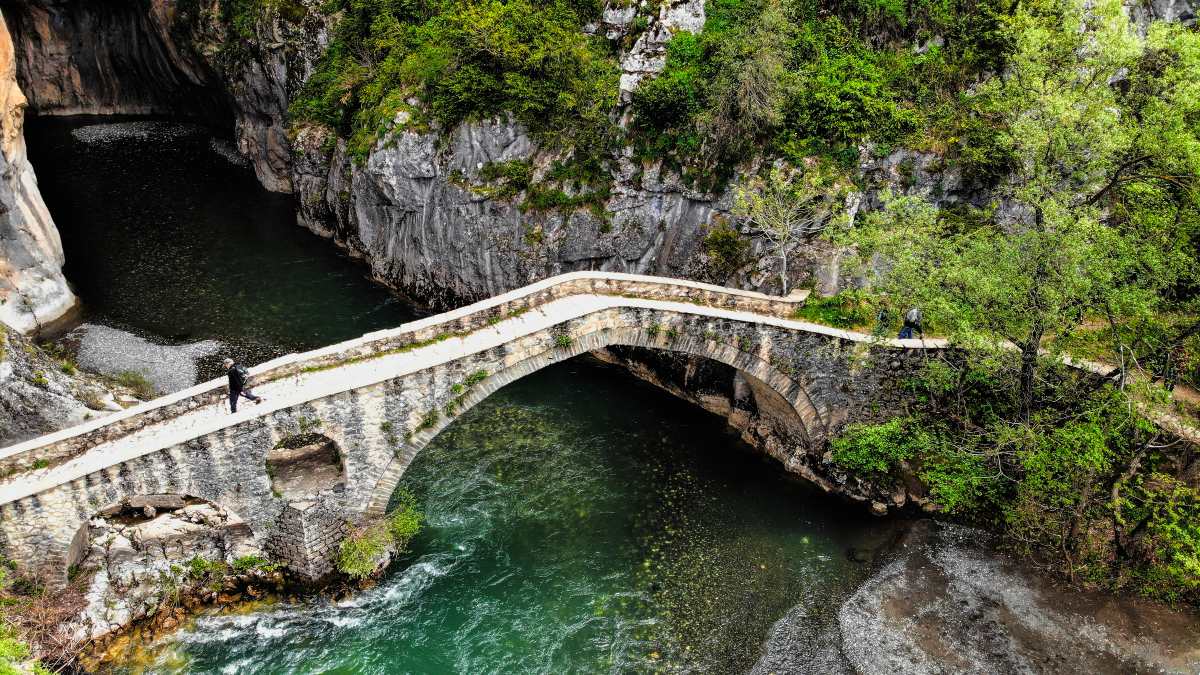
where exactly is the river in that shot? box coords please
[28,118,903,673]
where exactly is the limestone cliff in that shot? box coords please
[0,8,74,334]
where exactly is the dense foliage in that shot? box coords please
[631,0,1011,185]
[825,0,1200,604]
[290,0,619,166]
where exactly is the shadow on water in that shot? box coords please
[24,116,420,376]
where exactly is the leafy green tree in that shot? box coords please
[837,0,1200,421]
[734,164,850,293]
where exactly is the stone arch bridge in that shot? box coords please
[0,273,945,582]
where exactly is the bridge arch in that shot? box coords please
[362,319,829,516]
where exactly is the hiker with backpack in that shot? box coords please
[224,357,264,413]
[898,307,924,340]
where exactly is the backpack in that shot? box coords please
[235,364,251,388]
[905,308,923,324]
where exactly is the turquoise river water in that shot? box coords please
[28,119,902,673]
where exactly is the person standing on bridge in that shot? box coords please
[224,357,264,413]
[898,307,923,340]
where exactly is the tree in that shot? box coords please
[698,0,792,161]
[733,164,849,294]
[836,0,1200,422]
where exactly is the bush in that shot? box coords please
[702,223,748,280]
[830,416,936,476]
[114,370,157,400]
[387,489,422,548]
[231,555,279,574]
[1123,475,1200,602]
[337,489,422,579]
[791,292,875,329]
[918,446,996,514]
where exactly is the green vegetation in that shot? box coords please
[836,0,1200,419]
[337,489,423,579]
[822,0,1200,598]
[732,165,850,292]
[290,0,619,170]
[114,370,157,400]
[0,560,51,675]
[631,0,1011,186]
[230,555,280,574]
[554,334,573,348]
[829,416,934,475]
[701,222,748,281]
[790,292,873,329]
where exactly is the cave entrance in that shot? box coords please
[5,0,234,128]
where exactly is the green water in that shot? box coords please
[124,359,898,673]
[26,117,418,369]
[29,118,902,673]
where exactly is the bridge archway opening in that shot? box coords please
[366,326,822,515]
[267,433,346,501]
[66,494,259,580]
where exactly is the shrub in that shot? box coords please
[918,446,996,514]
[387,489,422,549]
[337,490,422,579]
[791,293,874,329]
[336,526,391,580]
[114,370,157,400]
[702,224,748,280]
[830,416,935,476]
[231,555,279,574]
[1122,475,1200,602]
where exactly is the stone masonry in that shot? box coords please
[0,272,948,584]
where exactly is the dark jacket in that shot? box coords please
[227,364,250,391]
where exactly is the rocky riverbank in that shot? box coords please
[753,520,1200,674]
[0,324,125,447]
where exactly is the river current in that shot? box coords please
[27,119,901,673]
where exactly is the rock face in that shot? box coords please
[0,8,75,334]
[1,0,964,315]
[71,499,261,642]
[0,322,120,447]
[3,0,228,120]
[834,521,1200,674]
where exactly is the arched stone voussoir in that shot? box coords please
[361,313,826,515]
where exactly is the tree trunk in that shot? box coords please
[1020,342,1040,423]
[779,251,789,294]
